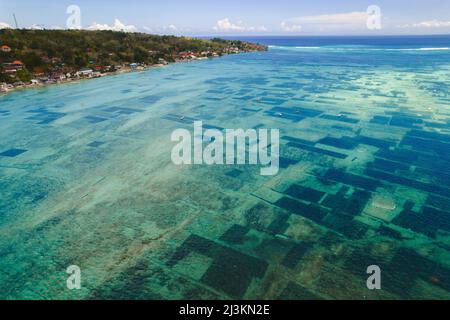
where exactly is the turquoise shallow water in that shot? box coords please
[1,36,450,299]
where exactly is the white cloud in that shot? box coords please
[214,18,245,31]
[248,25,268,32]
[87,19,137,32]
[160,25,181,35]
[281,11,370,33]
[30,24,45,30]
[294,12,368,25]
[213,18,267,32]
[165,24,178,32]
[280,21,302,32]
[401,20,450,28]
[0,22,12,29]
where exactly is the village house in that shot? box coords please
[2,63,17,73]
[49,72,66,81]
[1,45,11,53]
[78,68,94,77]
[33,68,45,77]
[12,60,24,70]
[158,58,168,65]
[2,61,24,73]
[226,46,240,54]
[0,83,8,92]
[178,51,196,60]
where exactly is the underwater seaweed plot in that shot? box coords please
[0,148,28,157]
[25,108,66,125]
[167,234,268,298]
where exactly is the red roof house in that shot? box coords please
[1,45,11,53]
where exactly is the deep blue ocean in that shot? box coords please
[227,35,450,48]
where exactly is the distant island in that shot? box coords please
[0,30,267,92]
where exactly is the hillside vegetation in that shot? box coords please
[0,29,267,84]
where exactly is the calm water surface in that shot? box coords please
[1,36,449,299]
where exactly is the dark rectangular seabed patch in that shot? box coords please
[378,225,403,239]
[375,148,419,164]
[85,116,108,123]
[225,169,243,178]
[370,115,391,125]
[368,158,410,173]
[279,157,299,169]
[343,247,450,297]
[274,197,327,223]
[323,214,369,239]
[201,250,268,299]
[284,185,325,203]
[104,107,144,114]
[427,194,450,212]
[0,148,27,157]
[168,234,268,298]
[387,248,450,293]
[220,225,250,244]
[402,135,450,159]
[365,168,450,199]
[267,213,290,234]
[281,242,312,269]
[318,136,359,150]
[140,95,162,103]
[332,125,354,132]
[320,114,359,124]
[25,108,66,124]
[282,136,315,146]
[324,169,381,191]
[354,136,396,149]
[322,189,371,216]
[258,97,286,105]
[87,141,105,148]
[393,206,439,238]
[408,129,450,143]
[424,121,448,129]
[287,142,348,159]
[415,167,450,187]
[389,115,423,128]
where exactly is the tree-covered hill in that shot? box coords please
[0,29,267,84]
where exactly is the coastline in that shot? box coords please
[0,50,265,97]
[1,63,163,96]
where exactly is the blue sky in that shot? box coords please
[1,0,449,35]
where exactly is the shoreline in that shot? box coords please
[0,51,265,97]
[1,64,163,96]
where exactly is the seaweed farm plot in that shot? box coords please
[0,41,450,300]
